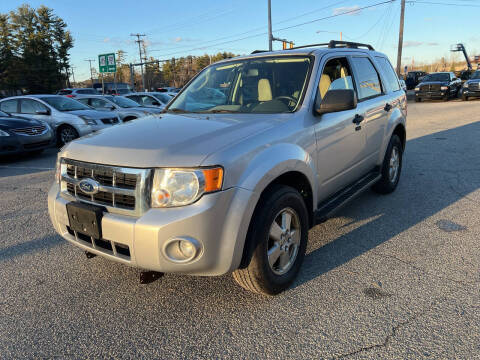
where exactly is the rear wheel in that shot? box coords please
[57,125,79,146]
[372,134,403,194]
[232,185,308,295]
[462,95,469,101]
[415,97,421,102]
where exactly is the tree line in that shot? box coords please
[0,5,73,95]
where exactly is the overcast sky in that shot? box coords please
[2,0,479,81]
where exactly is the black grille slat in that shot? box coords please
[11,125,47,136]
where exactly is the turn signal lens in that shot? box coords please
[202,167,223,193]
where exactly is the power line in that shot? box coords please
[407,0,480,6]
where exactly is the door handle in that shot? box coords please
[384,103,392,112]
[352,114,364,125]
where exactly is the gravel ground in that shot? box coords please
[1,99,479,359]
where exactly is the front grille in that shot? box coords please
[66,226,131,259]
[468,82,479,91]
[23,140,51,149]
[11,125,47,136]
[420,84,441,92]
[60,159,151,216]
[100,117,119,124]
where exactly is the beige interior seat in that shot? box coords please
[258,78,272,101]
[319,74,331,98]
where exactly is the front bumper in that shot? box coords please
[0,130,55,155]
[462,88,480,97]
[415,90,447,99]
[48,183,255,276]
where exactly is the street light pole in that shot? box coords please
[85,59,95,87]
[268,0,272,51]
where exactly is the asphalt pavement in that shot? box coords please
[1,99,479,359]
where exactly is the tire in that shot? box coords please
[57,125,79,146]
[232,185,309,295]
[415,97,421,102]
[372,134,403,194]
[462,95,468,101]
[443,94,449,102]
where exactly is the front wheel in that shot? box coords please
[232,185,308,295]
[57,125,79,146]
[462,95,468,101]
[372,134,403,194]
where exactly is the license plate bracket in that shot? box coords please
[66,202,105,239]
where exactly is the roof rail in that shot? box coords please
[289,40,375,51]
[251,50,268,54]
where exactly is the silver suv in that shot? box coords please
[48,41,406,295]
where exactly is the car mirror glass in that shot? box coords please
[315,89,357,116]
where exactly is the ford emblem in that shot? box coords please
[78,178,99,195]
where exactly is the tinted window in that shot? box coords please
[77,98,89,106]
[423,73,449,82]
[105,96,139,108]
[21,99,48,114]
[140,96,158,106]
[0,99,18,113]
[153,93,171,104]
[39,96,90,111]
[126,95,141,104]
[58,89,72,95]
[351,57,382,100]
[77,89,96,94]
[375,57,400,92]
[90,98,110,108]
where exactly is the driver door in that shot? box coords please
[312,56,369,201]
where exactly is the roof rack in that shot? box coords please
[251,50,268,54]
[289,40,375,51]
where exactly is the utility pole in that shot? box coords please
[130,33,146,91]
[70,66,76,85]
[396,0,406,76]
[268,0,272,51]
[85,59,95,87]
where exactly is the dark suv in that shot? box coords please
[414,72,461,102]
[461,70,480,101]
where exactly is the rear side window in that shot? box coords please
[0,99,18,113]
[20,99,48,114]
[350,57,382,100]
[77,89,96,94]
[77,98,90,106]
[375,57,400,92]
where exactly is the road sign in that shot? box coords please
[98,53,116,73]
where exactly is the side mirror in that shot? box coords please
[35,109,50,115]
[315,89,357,116]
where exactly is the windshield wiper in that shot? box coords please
[199,109,241,113]
[166,108,192,113]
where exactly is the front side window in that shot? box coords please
[317,57,355,101]
[152,93,171,104]
[105,96,139,108]
[20,99,48,114]
[39,96,90,112]
[168,56,312,113]
[350,57,382,100]
[471,71,480,80]
[375,57,400,92]
[141,96,159,106]
[0,99,18,113]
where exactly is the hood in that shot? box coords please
[66,109,117,119]
[0,116,43,130]
[62,113,277,168]
[466,78,480,84]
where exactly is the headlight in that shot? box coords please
[151,167,223,207]
[414,87,420,91]
[463,82,469,88]
[55,156,63,183]
[79,115,97,125]
[440,86,448,90]
[0,129,10,136]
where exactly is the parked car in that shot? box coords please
[414,72,461,102]
[48,41,406,295]
[0,110,55,156]
[0,95,121,145]
[76,95,162,122]
[461,70,480,101]
[405,71,427,90]
[124,92,172,108]
[57,88,98,98]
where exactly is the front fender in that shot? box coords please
[237,143,318,211]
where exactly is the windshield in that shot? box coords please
[39,96,90,111]
[105,95,139,108]
[167,56,312,113]
[471,71,480,80]
[423,73,450,82]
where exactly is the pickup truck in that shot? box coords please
[48,41,407,295]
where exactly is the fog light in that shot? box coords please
[163,237,201,263]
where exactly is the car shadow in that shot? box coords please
[0,234,63,263]
[0,147,58,178]
[292,121,480,289]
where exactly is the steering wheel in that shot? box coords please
[275,96,297,110]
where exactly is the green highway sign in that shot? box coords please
[98,53,116,73]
